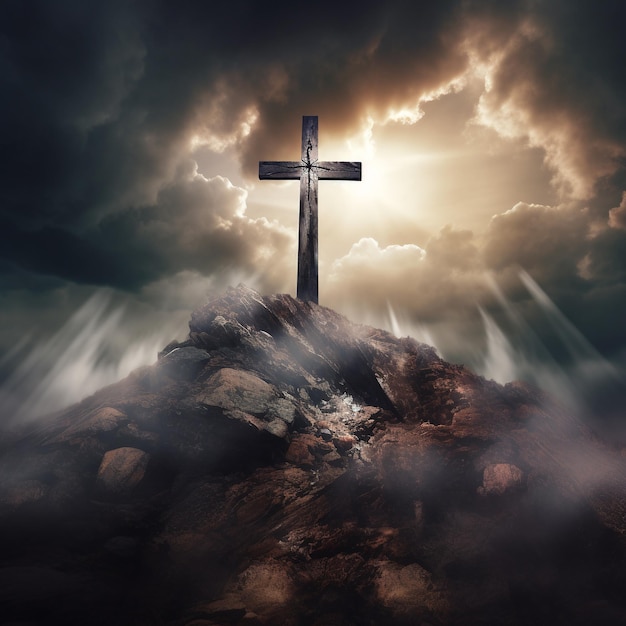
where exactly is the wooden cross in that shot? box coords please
[259,116,361,304]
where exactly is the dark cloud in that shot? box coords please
[472,0,626,198]
[90,170,293,289]
[1,0,626,424]
[483,202,589,285]
[479,199,626,360]
[587,228,626,285]
[0,0,144,225]
[609,193,626,231]
[0,221,116,284]
[0,171,292,291]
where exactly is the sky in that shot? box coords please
[1,0,625,430]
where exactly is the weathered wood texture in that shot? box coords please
[259,116,361,304]
[259,161,361,180]
[298,116,318,302]
[259,162,302,178]
[316,162,361,180]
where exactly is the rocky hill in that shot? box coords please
[1,285,625,625]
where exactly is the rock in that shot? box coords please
[197,368,294,436]
[200,368,278,416]
[0,479,47,507]
[236,562,294,619]
[285,434,316,468]
[96,447,150,494]
[263,418,289,439]
[478,463,524,496]
[157,346,211,380]
[375,561,448,619]
[195,367,296,443]
[319,428,333,441]
[323,450,344,467]
[333,434,357,451]
[48,406,127,443]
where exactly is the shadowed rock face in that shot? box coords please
[0,285,625,626]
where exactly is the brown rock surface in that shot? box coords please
[478,463,524,496]
[96,446,150,494]
[0,285,625,625]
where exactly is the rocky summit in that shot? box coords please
[1,285,625,626]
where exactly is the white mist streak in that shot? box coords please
[386,302,439,349]
[473,270,626,426]
[477,306,517,384]
[519,270,620,383]
[0,291,183,426]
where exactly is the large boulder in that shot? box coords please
[96,446,150,494]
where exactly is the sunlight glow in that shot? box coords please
[346,115,376,157]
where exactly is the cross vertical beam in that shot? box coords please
[298,116,319,303]
[259,116,361,304]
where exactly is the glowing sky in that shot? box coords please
[1,0,626,424]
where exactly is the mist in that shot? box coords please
[0,290,187,429]
[2,271,624,446]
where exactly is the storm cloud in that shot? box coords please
[1,0,626,424]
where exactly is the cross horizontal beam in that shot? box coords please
[259,161,361,180]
